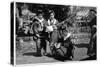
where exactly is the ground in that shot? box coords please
[16,38,92,65]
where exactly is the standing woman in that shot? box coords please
[47,11,59,38]
[32,11,48,56]
[45,10,59,55]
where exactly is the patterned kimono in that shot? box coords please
[32,18,45,38]
[32,18,47,55]
[47,18,58,26]
[46,18,58,39]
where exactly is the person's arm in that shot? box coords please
[64,32,71,40]
[47,20,50,26]
[43,20,48,27]
[55,20,59,26]
[56,20,59,24]
[33,24,38,34]
[33,23,40,37]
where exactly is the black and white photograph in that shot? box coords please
[11,2,97,65]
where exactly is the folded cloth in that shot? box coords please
[46,26,53,32]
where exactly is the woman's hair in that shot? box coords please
[37,10,44,16]
[49,10,55,16]
[90,9,96,14]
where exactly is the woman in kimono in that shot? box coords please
[46,11,58,39]
[32,12,48,56]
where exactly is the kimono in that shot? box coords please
[47,18,58,26]
[46,18,58,39]
[31,18,47,56]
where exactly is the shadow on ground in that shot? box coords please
[23,52,42,57]
[80,55,96,61]
[23,52,71,61]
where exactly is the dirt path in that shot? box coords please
[16,40,90,65]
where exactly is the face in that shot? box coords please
[89,11,96,17]
[50,13,55,19]
[38,14,43,19]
